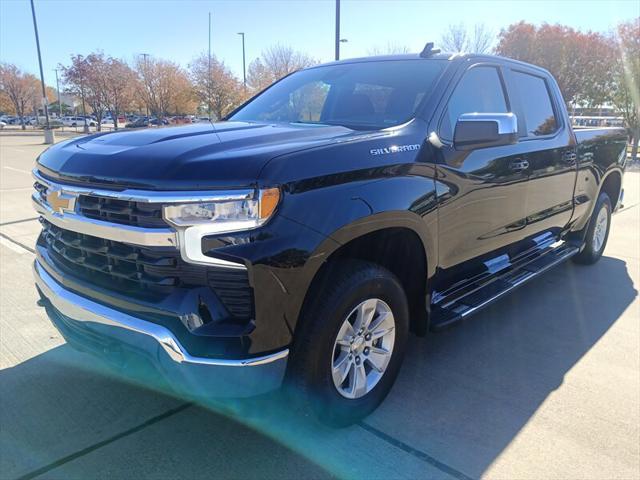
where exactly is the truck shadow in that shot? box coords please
[365,255,638,477]
[1,256,636,479]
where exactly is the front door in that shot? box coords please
[433,64,530,291]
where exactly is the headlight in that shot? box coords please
[163,187,280,233]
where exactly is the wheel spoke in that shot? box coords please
[349,363,368,398]
[332,353,352,386]
[368,310,390,334]
[371,325,394,340]
[366,346,391,372]
[353,298,377,332]
[336,319,355,345]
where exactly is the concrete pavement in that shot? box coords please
[1,131,638,479]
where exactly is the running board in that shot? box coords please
[429,242,579,332]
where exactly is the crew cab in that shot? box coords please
[32,48,627,426]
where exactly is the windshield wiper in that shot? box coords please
[321,120,379,131]
[290,120,330,127]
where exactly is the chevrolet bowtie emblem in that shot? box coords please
[47,189,75,214]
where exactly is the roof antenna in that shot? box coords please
[420,42,441,58]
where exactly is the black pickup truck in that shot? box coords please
[32,48,627,425]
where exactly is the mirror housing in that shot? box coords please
[453,113,518,150]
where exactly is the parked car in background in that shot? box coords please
[170,116,192,125]
[125,117,150,128]
[35,119,64,129]
[61,116,97,127]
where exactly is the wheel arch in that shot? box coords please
[599,168,623,211]
[298,212,435,337]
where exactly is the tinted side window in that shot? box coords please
[512,71,558,136]
[441,66,508,140]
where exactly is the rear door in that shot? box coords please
[505,68,577,239]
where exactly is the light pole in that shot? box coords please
[335,0,341,60]
[208,13,212,119]
[237,32,246,93]
[140,53,151,117]
[29,0,53,143]
[80,57,89,133]
[53,68,61,118]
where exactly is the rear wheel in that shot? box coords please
[287,260,409,427]
[573,192,612,265]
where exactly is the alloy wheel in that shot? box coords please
[331,298,396,399]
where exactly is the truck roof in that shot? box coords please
[317,52,552,77]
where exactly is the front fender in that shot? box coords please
[202,167,439,341]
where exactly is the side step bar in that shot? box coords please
[430,242,579,331]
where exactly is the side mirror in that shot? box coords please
[453,113,518,150]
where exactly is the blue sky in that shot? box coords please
[1,0,637,88]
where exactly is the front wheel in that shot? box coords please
[573,192,612,265]
[287,260,409,427]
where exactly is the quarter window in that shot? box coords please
[441,67,508,140]
[511,71,558,136]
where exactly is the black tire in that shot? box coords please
[287,259,409,427]
[573,192,612,265]
[71,123,77,127]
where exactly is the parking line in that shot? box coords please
[0,217,39,226]
[16,403,193,480]
[0,187,34,192]
[617,202,638,213]
[3,166,32,175]
[357,421,474,480]
[0,232,35,254]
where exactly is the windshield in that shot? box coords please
[230,59,447,130]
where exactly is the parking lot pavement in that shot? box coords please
[1,132,638,479]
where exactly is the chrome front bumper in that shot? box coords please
[33,260,289,397]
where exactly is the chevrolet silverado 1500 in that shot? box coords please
[32,47,627,425]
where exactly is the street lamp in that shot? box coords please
[140,53,151,117]
[80,57,89,133]
[29,0,53,144]
[237,32,246,92]
[53,68,61,119]
[335,0,341,60]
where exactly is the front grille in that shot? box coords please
[34,179,166,228]
[38,220,253,319]
[77,195,166,228]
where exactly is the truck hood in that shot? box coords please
[36,121,369,190]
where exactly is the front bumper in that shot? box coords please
[33,260,289,398]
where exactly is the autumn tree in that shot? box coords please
[135,57,195,118]
[189,53,243,120]
[612,18,640,161]
[440,23,494,54]
[247,45,315,93]
[495,22,614,108]
[0,89,13,115]
[61,54,108,129]
[0,63,39,129]
[94,56,136,129]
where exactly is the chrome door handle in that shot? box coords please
[509,159,529,172]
